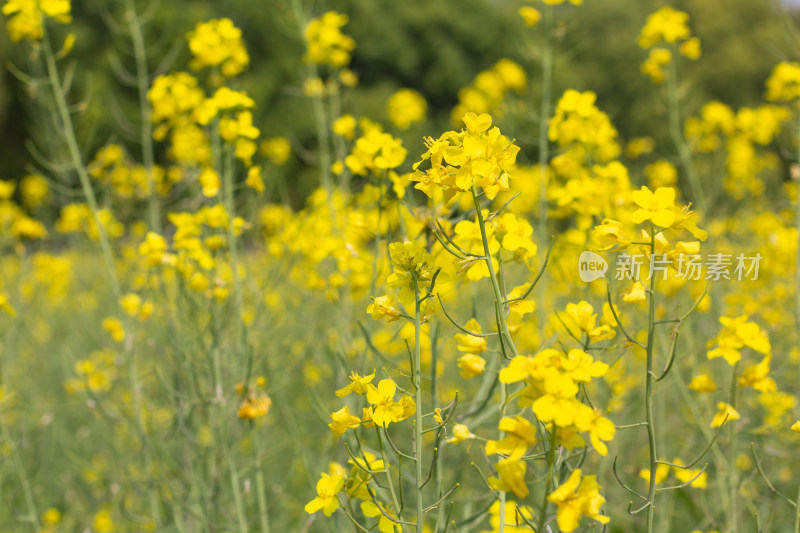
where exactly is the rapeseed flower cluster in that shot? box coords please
[4,2,800,533]
[187,18,249,78]
[451,58,527,123]
[304,11,355,68]
[412,112,520,202]
[1,0,70,42]
[387,88,427,130]
[638,7,700,83]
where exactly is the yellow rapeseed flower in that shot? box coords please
[547,469,610,532]
[305,472,344,516]
[631,186,676,227]
[387,88,427,130]
[711,402,740,428]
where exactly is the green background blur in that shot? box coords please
[0,0,796,206]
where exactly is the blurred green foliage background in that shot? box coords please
[0,0,796,206]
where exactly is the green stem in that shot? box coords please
[254,430,271,533]
[795,112,800,533]
[42,28,162,527]
[227,445,249,533]
[370,179,384,297]
[471,184,518,533]
[645,223,658,533]
[471,185,517,358]
[430,323,446,532]
[330,89,350,191]
[537,5,553,338]
[728,361,739,533]
[290,0,332,193]
[222,145,245,355]
[42,31,119,299]
[123,0,160,232]
[211,342,249,533]
[794,483,800,533]
[538,428,558,532]
[412,273,424,532]
[375,427,405,531]
[667,57,706,210]
[0,416,41,533]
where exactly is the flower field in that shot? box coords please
[2,0,800,532]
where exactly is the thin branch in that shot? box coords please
[612,456,649,503]
[502,236,555,304]
[606,283,647,349]
[423,483,459,512]
[437,294,498,337]
[657,416,728,469]
[751,443,797,508]
[653,330,679,382]
[655,463,709,492]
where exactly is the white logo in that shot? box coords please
[578,251,608,282]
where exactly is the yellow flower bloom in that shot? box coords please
[387,88,427,130]
[245,166,265,194]
[336,370,375,397]
[120,293,142,317]
[361,501,401,533]
[679,37,702,60]
[92,509,115,533]
[592,218,631,250]
[447,423,475,444]
[711,402,740,428]
[639,462,669,484]
[0,179,14,199]
[332,114,357,139]
[304,11,355,68]
[622,281,647,303]
[20,174,49,209]
[688,374,717,393]
[41,508,61,525]
[365,379,404,427]
[237,392,272,420]
[305,472,344,516]
[388,240,430,272]
[412,112,519,201]
[482,500,536,533]
[260,137,291,165]
[765,61,800,102]
[328,405,361,437]
[0,292,16,317]
[638,6,691,49]
[187,18,249,77]
[488,458,529,499]
[707,315,770,366]
[102,317,125,342]
[518,6,541,27]
[485,416,537,460]
[533,370,580,427]
[547,469,610,532]
[367,295,401,322]
[455,318,487,354]
[573,404,615,456]
[739,354,776,393]
[2,0,71,42]
[562,301,615,342]
[631,186,676,227]
[641,48,672,84]
[672,458,707,488]
[458,353,486,379]
[498,349,555,384]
